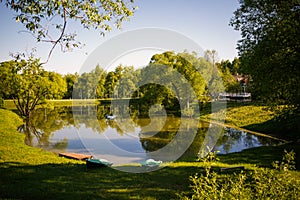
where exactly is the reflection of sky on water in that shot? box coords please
[27,106,282,165]
[47,124,147,165]
[34,122,283,165]
[214,128,282,154]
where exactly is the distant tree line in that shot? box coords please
[71,51,242,100]
[0,50,242,119]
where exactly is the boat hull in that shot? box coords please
[86,158,113,168]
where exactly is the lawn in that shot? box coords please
[199,102,296,140]
[1,107,300,199]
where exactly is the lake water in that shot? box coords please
[22,105,282,165]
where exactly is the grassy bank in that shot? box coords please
[3,99,97,109]
[200,102,295,140]
[0,109,80,165]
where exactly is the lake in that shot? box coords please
[21,105,282,165]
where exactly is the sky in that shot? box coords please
[0,0,241,74]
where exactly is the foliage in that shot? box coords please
[73,65,106,99]
[182,150,300,200]
[114,65,139,98]
[0,98,4,108]
[230,0,300,133]
[204,50,218,66]
[1,0,136,61]
[149,51,215,106]
[68,51,234,116]
[137,64,181,116]
[2,50,241,106]
[0,57,67,118]
[216,59,241,93]
[70,51,240,103]
[63,73,79,99]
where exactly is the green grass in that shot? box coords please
[0,109,80,165]
[3,100,98,111]
[1,107,300,199]
[200,102,292,140]
[200,102,273,127]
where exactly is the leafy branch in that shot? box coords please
[1,0,136,64]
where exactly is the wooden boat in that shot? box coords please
[86,158,113,168]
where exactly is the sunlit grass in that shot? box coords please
[3,99,98,110]
[0,109,80,165]
[224,105,274,127]
[199,102,286,139]
[201,102,273,127]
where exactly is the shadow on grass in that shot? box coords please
[244,118,300,141]
[2,144,300,199]
[218,143,300,170]
[243,120,280,137]
[0,162,202,200]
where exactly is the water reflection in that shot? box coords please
[22,105,282,164]
[214,127,282,154]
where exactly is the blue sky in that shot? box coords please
[0,0,241,74]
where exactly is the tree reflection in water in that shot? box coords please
[18,107,73,151]
[214,127,283,154]
[19,104,282,159]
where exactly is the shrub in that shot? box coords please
[181,150,300,200]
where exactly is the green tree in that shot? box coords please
[45,71,67,99]
[95,66,107,99]
[179,51,225,101]
[216,59,241,93]
[103,67,123,98]
[0,57,67,119]
[0,60,15,99]
[115,65,139,98]
[231,57,240,75]
[1,0,136,61]
[63,73,79,99]
[204,49,218,67]
[138,64,178,114]
[230,0,300,135]
[73,65,104,99]
[150,51,207,107]
[230,0,300,104]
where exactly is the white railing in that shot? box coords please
[219,92,251,98]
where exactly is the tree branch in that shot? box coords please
[41,3,68,65]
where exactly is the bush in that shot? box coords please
[181,150,300,200]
